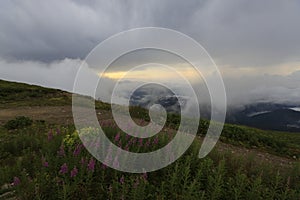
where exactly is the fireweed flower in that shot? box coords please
[139,138,143,147]
[13,177,21,186]
[59,163,68,174]
[114,133,120,142]
[73,144,82,156]
[145,139,151,147]
[142,173,148,181]
[101,163,107,169]
[125,145,129,151]
[118,140,122,147]
[87,158,95,172]
[120,176,125,184]
[70,166,78,178]
[56,128,61,135]
[153,137,159,145]
[42,159,49,167]
[42,157,49,167]
[43,161,49,167]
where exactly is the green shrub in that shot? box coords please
[4,116,33,130]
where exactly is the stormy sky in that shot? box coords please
[0,0,300,108]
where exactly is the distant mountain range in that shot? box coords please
[226,103,300,132]
[129,85,300,132]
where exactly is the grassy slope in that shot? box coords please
[0,79,110,109]
[0,79,71,108]
[0,79,300,157]
[0,79,300,199]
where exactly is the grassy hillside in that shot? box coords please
[0,80,71,108]
[132,107,300,158]
[0,79,299,199]
[0,120,299,199]
[0,79,110,110]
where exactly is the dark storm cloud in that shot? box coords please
[0,0,299,67]
[0,0,300,109]
[0,0,143,61]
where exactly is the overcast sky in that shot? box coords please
[0,0,300,108]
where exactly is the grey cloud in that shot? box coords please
[223,72,300,108]
[189,0,300,67]
[1,0,300,111]
[0,0,144,61]
[1,57,299,110]
[0,58,81,90]
[0,0,299,68]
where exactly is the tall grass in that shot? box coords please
[0,122,299,199]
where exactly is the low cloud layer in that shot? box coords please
[223,71,300,108]
[1,58,299,110]
[0,58,80,91]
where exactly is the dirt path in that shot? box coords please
[0,106,74,125]
[0,106,112,125]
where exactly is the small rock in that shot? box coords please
[1,183,11,190]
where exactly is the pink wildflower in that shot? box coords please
[87,158,95,172]
[101,164,107,169]
[114,132,120,142]
[44,161,49,167]
[142,172,148,181]
[42,157,49,167]
[120,176,125,184]
[145,139,151,147]
[12,177,21,186]
[153,137,159,145]
[73,144,82,156]
[59,163,68,174]
[70,166,78,178]
[118,140,122,147]
[139,138,143,147]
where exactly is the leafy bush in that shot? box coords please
[4,116,33,130]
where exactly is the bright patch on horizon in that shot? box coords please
[100,65,203,82]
